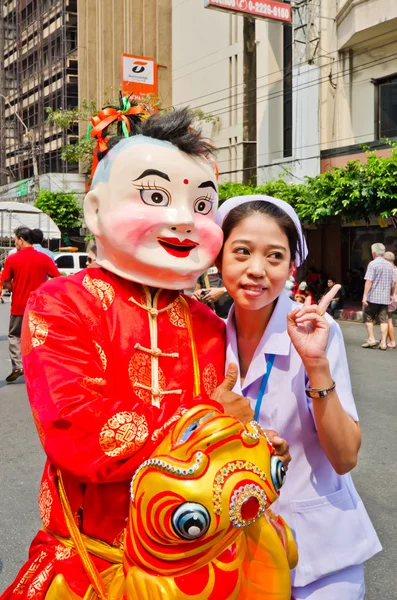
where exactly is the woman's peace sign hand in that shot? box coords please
[287,285,341,364]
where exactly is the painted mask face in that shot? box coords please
[84,136,223,289]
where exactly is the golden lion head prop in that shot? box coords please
[124,404,298,599]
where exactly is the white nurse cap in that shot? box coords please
[216,194,308,267]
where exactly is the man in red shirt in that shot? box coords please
[2,226,61,383]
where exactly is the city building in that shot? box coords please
[0,0,172,201]
[173,0,397,183]
[173,0,397,279]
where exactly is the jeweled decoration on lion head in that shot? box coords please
[84,99,223,290]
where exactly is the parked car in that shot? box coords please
[54,252,88,275]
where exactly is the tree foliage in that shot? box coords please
[46,97,221,173]
[219,144,397,223]
[35,189,83,229]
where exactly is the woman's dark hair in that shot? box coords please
[221,200,304,265]
[97,104,214,162]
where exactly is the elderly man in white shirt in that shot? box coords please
[362,242,395,350]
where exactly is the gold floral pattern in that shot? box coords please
[202,363,218,397]
[168,298,187,328]
[55,545,76,561]
[31,407,45,447]
[128,352,166,405]
[38,480,53,527]
[99,411,149,457]
[82,275,115,310]
[29,311,49,347]
[80,377,107,398]
[94,341,107,371]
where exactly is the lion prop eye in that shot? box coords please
[172,502,210,540]
[271,456,286,492]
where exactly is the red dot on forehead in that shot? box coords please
[183,179,189,185]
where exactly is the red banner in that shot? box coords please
[205,0,291,22]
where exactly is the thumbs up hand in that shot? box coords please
[211,363,254,424]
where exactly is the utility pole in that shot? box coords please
[27,130,40,197]
[242,16,257,186]
[0,94,39,197]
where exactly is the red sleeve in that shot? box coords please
[2,256,12,282]
[21,288,196,484]
[45,256,61,278]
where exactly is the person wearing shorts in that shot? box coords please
[384,251,397,348]
[362,243,395,350]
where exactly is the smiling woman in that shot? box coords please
[216,194,381,600]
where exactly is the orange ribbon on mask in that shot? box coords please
[88,105,146,183]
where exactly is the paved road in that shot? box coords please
[0,300,396,597]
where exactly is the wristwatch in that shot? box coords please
[305,381,336,399]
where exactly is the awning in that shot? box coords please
[0,201,61,240]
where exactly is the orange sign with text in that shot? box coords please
[121,54,158,97]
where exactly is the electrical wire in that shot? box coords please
[171,28,395,108]
[198,51,397,119]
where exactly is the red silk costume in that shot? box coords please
[2,268,225,599]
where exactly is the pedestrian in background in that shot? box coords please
[0,262,5,304]
[324,276,345,317]
[86,244,98,268]
[294,281,314,304]
[192,265,233,318]
[384,251,397,349]
[31,228,55,261]
[2,226,61,383]
[361,243,395,351]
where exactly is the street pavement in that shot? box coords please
[0,299,396,597]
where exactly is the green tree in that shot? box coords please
[219,143,397,223]
[46,97,221,173]
[35,189,83,229]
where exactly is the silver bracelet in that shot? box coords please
[305,380,336,399]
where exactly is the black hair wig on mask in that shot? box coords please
[97,103,214,162]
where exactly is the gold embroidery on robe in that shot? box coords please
[99,411,149,457]
[94,341,107,371]
[29,311,49,347]
[38,480,53,528]
[32,407,45,447]
[12,550,47,595]
[202,363,218,397]
[168,298,187,328]
[28,561,54,596]
[128,352,166,405]
[55,545,76,561]
[80,377,107,399]
[82,275,115,311]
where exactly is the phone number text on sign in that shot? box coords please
[205,0,291,22]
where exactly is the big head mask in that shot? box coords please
[84,107,223,290]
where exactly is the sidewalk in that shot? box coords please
[335,300,397,324]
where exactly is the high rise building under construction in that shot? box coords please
[0,0,171,193]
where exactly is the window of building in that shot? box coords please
[283,15,293,158]
[376,76,397,139]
